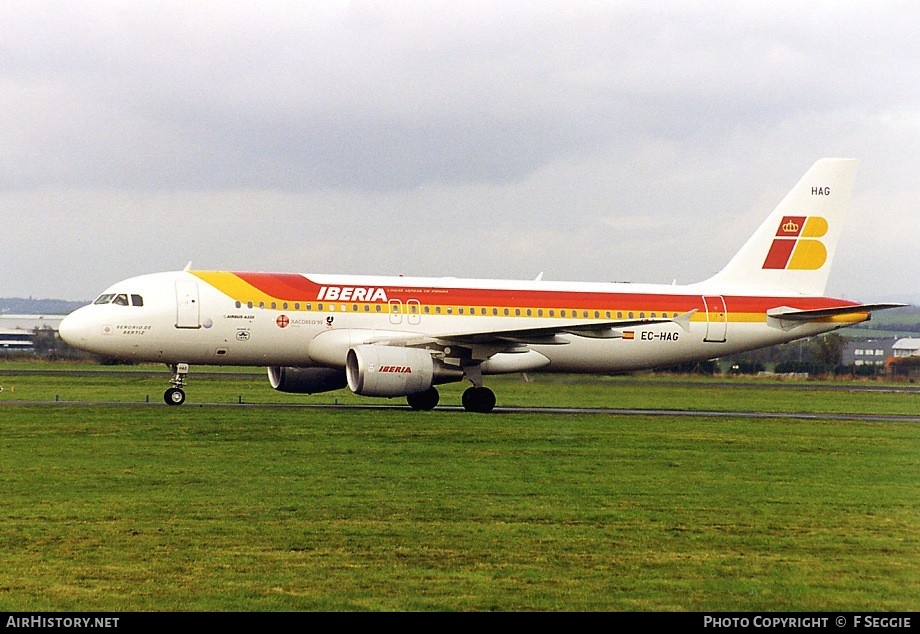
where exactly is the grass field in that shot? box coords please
[0,364,917,611]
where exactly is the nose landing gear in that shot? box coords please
[164,363,189,406]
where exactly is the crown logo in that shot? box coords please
[763,215,828,270]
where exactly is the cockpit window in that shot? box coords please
[92,293,143,306]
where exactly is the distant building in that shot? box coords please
[0,328,35,351]
[840,337,897,367]
[0,314,64,331]
[892,338,920,358]
[0,315,64,353]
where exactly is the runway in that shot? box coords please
[2,368,917,422]
[3,398,918,423]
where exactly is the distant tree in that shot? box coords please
[889,356,920,378]
[31,327,59,358]
[812,333,845,373]
[813,332,846,367]
[658,359,718,374]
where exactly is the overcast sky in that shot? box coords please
[1,1,917,303]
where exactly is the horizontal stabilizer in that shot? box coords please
[766,303,905,330]
[767,303,906,321]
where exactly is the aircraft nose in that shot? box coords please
[58,308,92,347]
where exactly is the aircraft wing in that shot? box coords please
[368,310,697,361]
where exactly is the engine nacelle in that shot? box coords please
[346,345,435,397]
[267,366,348,394]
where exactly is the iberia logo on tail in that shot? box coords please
[762,215,829,270]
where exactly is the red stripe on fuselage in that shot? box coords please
[225,272,859,315]
[234,273,323,300]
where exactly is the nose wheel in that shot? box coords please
[165,387,186,405]
[164,363,189,406]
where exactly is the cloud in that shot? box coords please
[0,1,917,300]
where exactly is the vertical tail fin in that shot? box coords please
[706,158,859,296]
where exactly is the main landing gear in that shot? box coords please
[460,364,495,413]
[406,362,497,413]
[405,385,496,413]
[164,363,189,406]
[406,387,440,411]
[461,386,496,413]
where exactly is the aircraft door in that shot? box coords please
[702,295,727,343]
[175,280,201,329]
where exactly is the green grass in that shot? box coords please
[0,365,918,611]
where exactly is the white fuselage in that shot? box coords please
[59,269,864,373]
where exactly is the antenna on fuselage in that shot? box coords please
[183,262,193,272]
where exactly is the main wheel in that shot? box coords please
[164,387,186,406]
[407,387,439,411]
[462,386,496,413]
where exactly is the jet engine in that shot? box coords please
[346,345,437,397]
[267,366,348,394]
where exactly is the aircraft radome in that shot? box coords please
[59,159,902,412]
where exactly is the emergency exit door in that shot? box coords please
[175,280,201,329]
[702,295,727,343]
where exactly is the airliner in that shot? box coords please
[59,159,901,412]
